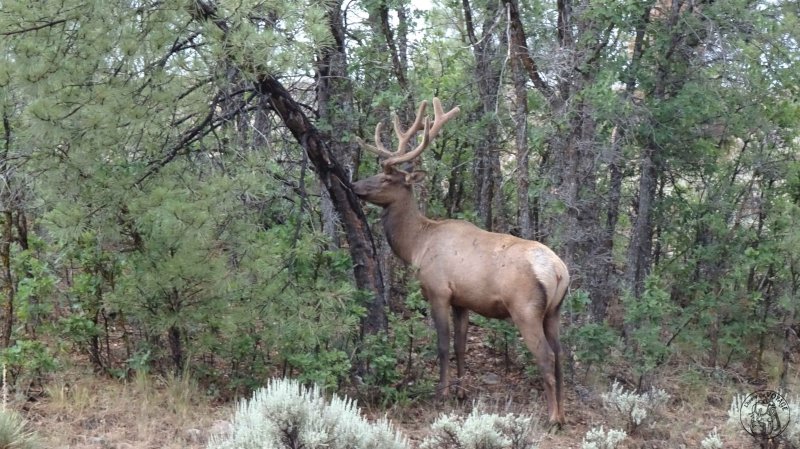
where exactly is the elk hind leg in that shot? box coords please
[544,311,564,425]
[513,310,559,425]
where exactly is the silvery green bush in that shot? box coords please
[580,426,627,449]
[207,378,407,449]
[601,380,669,433]
[700,427,723,449]
[420,406,539,449]
[784,396,800,448]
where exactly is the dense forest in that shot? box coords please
[1,0,799,431]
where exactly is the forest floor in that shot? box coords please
[18,327,798,448]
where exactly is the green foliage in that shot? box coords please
[472,315,522,368]
[9,244,56,324]
[359,283,435,404]
[621,276,675,379]
[566,322,618,376]
[0,340,57,381]
[287,349,351,392]
[563,289,618,376]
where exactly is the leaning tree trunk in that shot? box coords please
[191,1,388,335]
[255,76,388,335]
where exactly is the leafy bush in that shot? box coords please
[580,426,627,449]
[0,340,57,382]
[0,409,39,449]
[621,277,676,381]
[207,377,407,449]
[566,321,618,376]
[359,283,435,403]
[601,380,669,433]
[420,407,540,449]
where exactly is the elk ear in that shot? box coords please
[405,170,427,185]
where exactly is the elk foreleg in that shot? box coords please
[430,301,452,399]
[452,305,469,399]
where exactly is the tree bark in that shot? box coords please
[626,145,657,298]
[192,0,388,334]
[254,76,387,334]
[463,0,504,231]
[603,2,652,319]
[317,0,357,249]
[0,210,13,348]
[510,44,532,239]
[1,107,15,348]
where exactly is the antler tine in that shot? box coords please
[357,121,395,159]
[428,97,461,140]
[383,116,430,167]
[382,97,459,167]
[392,100,428,156]
[359,98,458,169]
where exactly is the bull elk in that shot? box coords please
[353,98,570,426]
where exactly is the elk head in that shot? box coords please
[353,98,460,206]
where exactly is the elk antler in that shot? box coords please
[358,98,460,170]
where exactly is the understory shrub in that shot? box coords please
[209,378,544,449]
[601,380,670,433]
[420,406,540,449]
[0,409,39,449]
[700,427,723,449]
[207,378,407,449]
[580,426,627,449]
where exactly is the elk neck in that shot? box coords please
[380,192,431,265]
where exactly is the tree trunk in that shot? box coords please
[254,76,388,334]
[317,0,357,249]
[626,146,657,298]
[0,210,13,348]
[191,1,388,335]
[168,324,183,375]
[463,0,503,231]
[1,108,14,348]
[511,46,532,239]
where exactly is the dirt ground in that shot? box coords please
[17,327,798,448]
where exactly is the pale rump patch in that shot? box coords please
[529,246,558,301]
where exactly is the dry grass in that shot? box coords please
[12,342,799,449]
[21,370,230,449]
